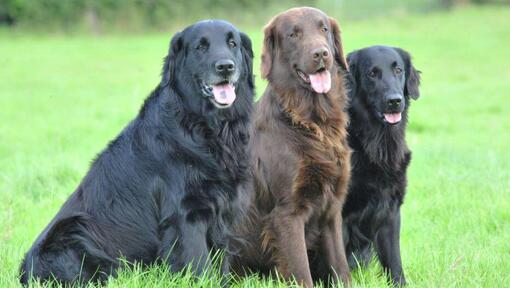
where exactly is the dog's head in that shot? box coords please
[348,46,421,125]
[261,7,348,94]
[161,20,253,111]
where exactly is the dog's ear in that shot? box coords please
[240,32,254,88]
[39,214,88,252]
[261,19,276,79]
[161,32,183,88]
[393,47,421,100]
[329,17,349,72]
[346,51,358,97]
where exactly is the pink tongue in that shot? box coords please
[384,113,402,124]
[309,70,331,94]
[211,84,236,105]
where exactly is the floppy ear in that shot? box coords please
[240,32,254,88]
[161,32,183,88]
[393,47,421,99]
[346,51,358,97]
[329,17,349,72]
[260,20,276,79]
[39,214,88,252]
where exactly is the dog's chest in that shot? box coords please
[174,124,249,223]
[351,151,407,199]
[293,123,345,196]
[343,152,408,228]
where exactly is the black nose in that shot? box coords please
[386,94,403,110]
[312,47,329,61]
[215,59,235,76]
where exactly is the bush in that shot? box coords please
[0,0,298,31]
[1,0,506,32]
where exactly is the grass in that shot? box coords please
[1,4,510,288]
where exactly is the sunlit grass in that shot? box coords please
[1,5,509,287]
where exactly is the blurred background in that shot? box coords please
[0,0,507,33]
[1,0,510,287]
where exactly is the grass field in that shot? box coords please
[1,5,510,288]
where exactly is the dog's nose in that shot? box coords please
[386,94,403,110]
[312,47,329,61]
[215,59,235,75]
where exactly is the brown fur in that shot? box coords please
[232,7,351,287]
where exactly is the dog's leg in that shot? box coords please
[179,221,211,274]
[320,211,351,287]
[220,250,232,275]
[318,153,351,286]
[273,211,314,288]
[160,219,211,275]
[375,208,406,286]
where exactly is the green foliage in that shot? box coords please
[0,0,314,32]
[1,5,510,288]
[1,0,508,32]
[2,0,84,28]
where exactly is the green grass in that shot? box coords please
[1,5,510,288]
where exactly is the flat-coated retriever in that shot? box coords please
[231,8,351,287]
[342,46,421,285]
[19,20,254,285]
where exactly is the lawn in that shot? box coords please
[1,5,509,288]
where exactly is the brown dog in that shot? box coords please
[232,7,351,287]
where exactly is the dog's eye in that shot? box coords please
[321,26,328,33]
[289,33,297,39]
[367,69,377,78]
[395,67,403,75]
[196,43,208,51]
[228,40,237,48]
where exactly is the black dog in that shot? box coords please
[19,20,254,285]
[342,46,421,285]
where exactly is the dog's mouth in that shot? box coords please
[200,80,237,109]
[296,66,331,94]
[378,111,402,125]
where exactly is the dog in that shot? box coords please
[19,20,254,285]
[231,7,351,288]
[342,45,421,285]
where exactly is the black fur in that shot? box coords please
[342,46,421,286]
[19,20,254,285]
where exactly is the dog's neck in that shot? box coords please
[143,85,251,180]
[273,70,348,128]
[137,85,250,145]
[349,104,408,169]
